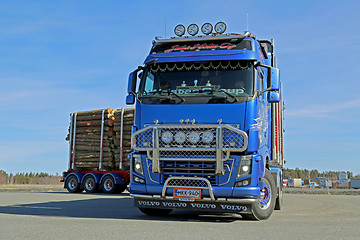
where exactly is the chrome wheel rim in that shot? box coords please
[259,178,272,210]
[104,178,114,192]
[85,177,95,191]
[68,177,77,191]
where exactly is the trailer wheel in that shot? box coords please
[241,169,276,220]
[82,175,98,193]
[65,175,82,193]
[116,184,127,194]
[101,175,117,194]
[275,179,283,210]
[138,208,172,216]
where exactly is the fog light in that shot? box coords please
[134,176,145,184]
[235,178,251,187]
[143,141,151,147]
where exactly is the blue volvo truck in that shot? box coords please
[126,22,284,220]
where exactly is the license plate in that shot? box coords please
[173,188,201,199]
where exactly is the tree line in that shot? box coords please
[0,170,61,185]
[283,168,358,181]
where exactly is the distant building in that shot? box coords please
[288,178,302,187]
[350,179,360,189]
[339,172,348,180]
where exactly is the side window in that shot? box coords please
[258,67,264,102]
[144,72,155,93]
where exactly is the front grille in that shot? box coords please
[161,160,218,185]
[166,178,210,188]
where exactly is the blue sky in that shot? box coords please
[0,0,359,175]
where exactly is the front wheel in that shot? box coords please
[241,169,276,220]
[139,208,172,216]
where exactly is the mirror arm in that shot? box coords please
[259,87,279,95]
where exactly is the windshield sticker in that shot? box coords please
[164,42,236,53]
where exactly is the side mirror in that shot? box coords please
[126,93,135,105]
[268,91,280,103]
[127,72,136,94]
[270,68,280,91]
[127,66,143,94]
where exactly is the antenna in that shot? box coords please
[164,15,167,38]
[246,12,249,32]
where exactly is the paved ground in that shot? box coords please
[0,192,359,240]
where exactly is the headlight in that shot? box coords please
[161,131,173,144]
[188,131,200,144]
[133,154,144,175]
[237,155,252,178]
[174,132,186,144]
[202,131,214,143]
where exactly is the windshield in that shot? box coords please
[138,60,254,104]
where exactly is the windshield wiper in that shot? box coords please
[141,89,185,104]
[200,89,238,103]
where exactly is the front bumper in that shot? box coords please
[133,194,254,213]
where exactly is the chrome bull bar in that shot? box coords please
[131,124,248,175]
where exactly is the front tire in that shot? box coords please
[65,175,82,193]
[241,169,276,220]
[139,208,173,216]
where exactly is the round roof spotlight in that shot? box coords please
[174,24,186,37]
[201,23,213,35]
[187,24,199,36]
[215,22,227,34]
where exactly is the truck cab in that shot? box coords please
[127,22,284,220]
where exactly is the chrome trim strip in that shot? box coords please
[152,127,160,173]
[216,126,224,175]
[154,32,250,43]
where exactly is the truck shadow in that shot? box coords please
[0,192,248,223]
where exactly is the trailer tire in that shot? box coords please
[116,184,127,194]
[82,175,99,193]
[101,175,117,194]
[275,182,283,210]
[138,208,172,216]
[241,169,276,220]
[65,175,82,193]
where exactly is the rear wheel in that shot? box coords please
[116,184,127,193]
[83,175,98,193]
[241,169,276,220]
[65,175,82,193]
[101,175,117,194]
[139,208,172,216]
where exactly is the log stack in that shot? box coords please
[113,108,135,171]
[66,108,134,171]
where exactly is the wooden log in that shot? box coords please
[76,119,114,127]
[75,141,112,147]
[76,114,114,121]
[75,145,112,152]
[114,125,132,132]
[75,108,113,116]
[75,138,112,144]
[75,152,112,158]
